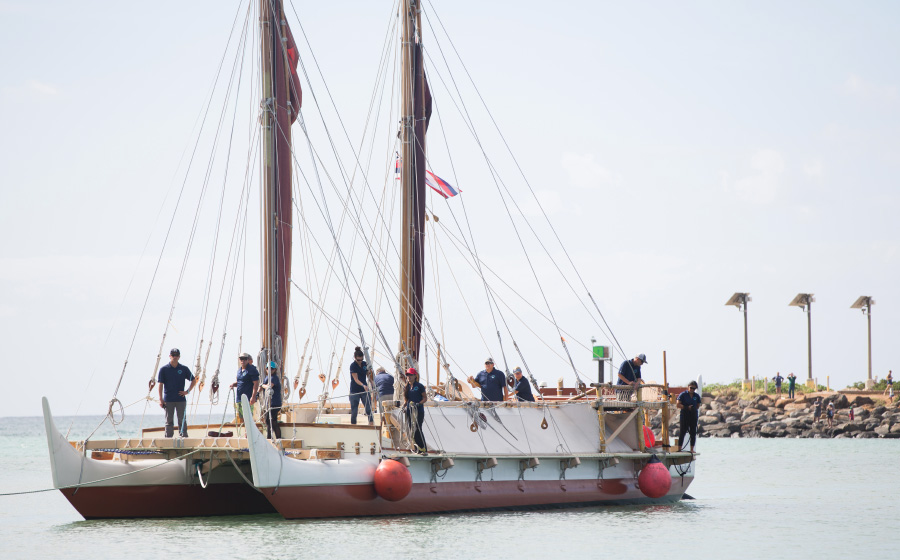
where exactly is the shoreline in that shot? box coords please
[654,390,900,439]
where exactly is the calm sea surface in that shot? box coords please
[1,414,896,559]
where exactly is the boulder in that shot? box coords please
[775,398,792,409]
[875,425,891,436]
[848,395,874,407]
[699,415,722,426]
[842,422,862,432]
[856,431,878,439]
[725,415,741,424]
[784,402,806,412]
[873,406,887,417]
[851,407,870,421]
[825,394,850,409]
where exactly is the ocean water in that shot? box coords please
[1,415,897,559]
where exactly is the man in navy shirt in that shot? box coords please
[676,380,701,452]
[509,367,535,402]
[259,361,282,440]
[468,357,508,401]
[230,352,259,421]
[404,367,428,453]
[349,347,374,424]
[617,354,647,385]
[374,366,394,413]
[157,348,197,437]
[773,372,784,397]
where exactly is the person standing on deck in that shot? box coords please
[617,354,647,386]
[468,358,508,402]
[157,348,197,438]
[787,373,797,399]
[509,367,535,402]
[259,361,282,440]
[230,353,259,421]
[349,347,373,425]
[374,366,395,413]
[676,380,701,452]
[404,367,427,454]
[773,372,785,397]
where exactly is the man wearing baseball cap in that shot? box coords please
[509,367,535,402]
[157,348,197,437]
[617,353,647,386]
[230,352,259,421]
[468,358,508,402]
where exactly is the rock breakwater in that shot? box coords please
[651,392,900,439]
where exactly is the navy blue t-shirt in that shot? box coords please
[677,390,701,419]
[774,375,784,386]
[406,381,426,411]
[349,360,369,394]
[513,377,535,402]
[157,363,194,403]
[617,360,642,385]
[475,369,506,401]
[263,373,282,408]
[374,371,394,396]
[236,364,260,402]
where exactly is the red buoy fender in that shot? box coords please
[637,454,671,499]
[374,459,413,502]
[643,426,656,448]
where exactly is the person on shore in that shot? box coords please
[676,380,701,452]
[509,367,535,402]
[884,371,894,403]
[404,367,427,454]
[349,347,373,425]
[773,372,784,397]
[813,398,823,424]
[259,361,282,440]
[230,353,259,421]
[157,348,197,438]
[374,366,395,414]
[787,373,797,399]
[826,402,835,428]
[468,358,508,402]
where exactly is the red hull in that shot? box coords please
[263,477,693,519]
[60,483,277,519]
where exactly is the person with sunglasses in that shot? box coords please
[676,380,701,453]
[349,347,374,425]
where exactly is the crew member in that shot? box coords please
[374,366,394,413]
[509,367,535,402]
[676,380,701,452]
[157,348,197,438]
[349,347,373,425]
[468,358,508,402]
[230,352,259,421]
[617,354,647,386]
[259,361,282,440]
[404,367,427,453]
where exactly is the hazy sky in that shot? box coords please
[2,0,899,419]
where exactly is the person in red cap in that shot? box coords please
[404,367,427,454]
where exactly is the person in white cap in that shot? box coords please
[617,353,647,386]
[509,367,535,402]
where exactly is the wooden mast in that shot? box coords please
[260,0,294,382]
[399,0,428,367]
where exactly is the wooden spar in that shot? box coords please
[436,343,441,386]
[260,0,295,381]
[260,0,276,361]
[661,350,670,447]
[398,0,429,366]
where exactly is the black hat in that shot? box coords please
[170,348,180,357]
